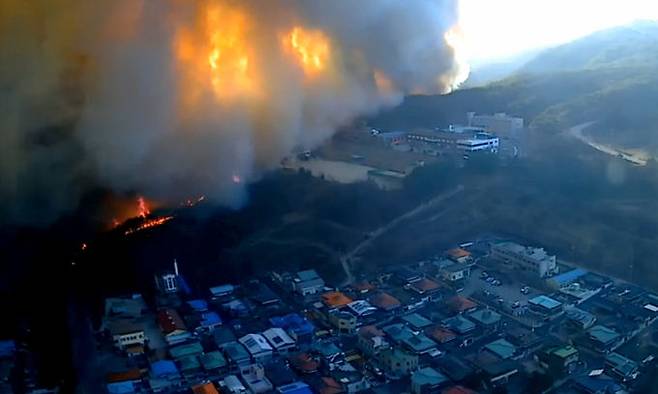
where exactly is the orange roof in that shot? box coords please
[369,292,401,310]
[447,296,477,312]
[448,248,471,259]
[411,278,441,293]
[192,382,220,394]
[106,369,141,383]
[322,291,353,307]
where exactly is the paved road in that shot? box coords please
[339,184,465,285]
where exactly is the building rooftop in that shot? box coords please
[447,295,477,312]
[322,291,353,307]
[186,299,209,312]
[262,327,296,349]
[296,269,321,282]
[369,292,402,310]
[442,385,478,394]
[606,352,638,377]
[403,333,437,353]
[199,350,227,370]
[447,248,471,260]
[270,313,315,336]
[402,313,433,329]
[150,360,178,377]
[178,355,201,372]
[548,268,588,286]
[200,311,222,327]
[588,325,620,344]
[427,326,457,344]
[221,341,250,362]
[552,345,578,359]
[347,300,377,316]
[468,309,501,325]
[484,339,517,360]
[358,325,385,339]
[442,315,475,334]
[107,319,144,336]
[277,381,313,394]
[213,326,237,347]
[239,333,273,355]
[104,295,147,319]
[192,382,220,394]
[209,284,235,297]
[350,280,376,292]
[412,367,449,387]
[169,341,203,359]
[565,307,596,327]
[157,308,187,334]
[528,295,562,310]
[411,278,441,293]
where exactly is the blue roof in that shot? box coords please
[0,340,16,358]
[186,299,209,312]
[277,382,313,394]
[201,311,222,327]
[574,375,622,393]
[484,339,517,359]
[270,313,315,336]
[528,295,562,310]
[549,268,588,285]
[107,381,135,394]
[150,360,178,377]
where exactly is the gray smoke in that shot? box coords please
[0,0,466,225]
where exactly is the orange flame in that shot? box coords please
[124,216,174,235]
[282,26,331,75]
[137,196,150,218]
[175,2,259,105]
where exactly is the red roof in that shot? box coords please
[369,292,401,310]
[428,326,457,343]
[358,325,385,339]
[319,377,343,394]
[193,382,220,394]
[442,385,478,394]
[157,308,186,334]
[106,369,141,383]
[290,353,319,373]
[411,278,441,293]
[447,248,471,259]
[322,291,353,307]
[447,296,477,312]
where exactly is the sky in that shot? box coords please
[459,0,658,65]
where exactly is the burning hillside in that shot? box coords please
[0,0,467,225]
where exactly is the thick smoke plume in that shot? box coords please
[0,0,467,225]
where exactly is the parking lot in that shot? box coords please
[462,265,538,312]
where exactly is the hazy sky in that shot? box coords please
[460,0,658,64]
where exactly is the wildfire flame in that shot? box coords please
[137,196,150,218]
[282,26,331,75]
[175,2,259,104]
[124,216,174,236]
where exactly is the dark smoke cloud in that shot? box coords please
[0,0,466,225]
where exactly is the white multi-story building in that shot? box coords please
[491,242,558,277]
[108,320,146,349]
[467,112,524,136]
[457,135,499,153]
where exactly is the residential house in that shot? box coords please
[369,292,402,311]
[537,345,579,373]
[277,381,314,394]
[293,270,326,296]
[262,327,296,354]
[447,296,477,314]
[192,382,220,394]
[410,278,441,295]
[221,341,252,371]
[440,263,471,283]
[467,309,501,330]
[157,308,190,345]
[483,339,518,360]
[328,311,357,334]
[442,316,475,335]
[587,325,622,353]
[528,295,563,318]
[107,320,146,350]
[322,292,353,308]
[357,326,389,356]
[239,334,273,362]
[565,307,596,330]
[605,352,639,382]
[411,367,449,394]
[402,313,433,330]
[446,248,472,264]
[199,351,228,375]
[240,364,274,393]
[378,348,419,377]
[347,300,377,317]
[270,313,315,344]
